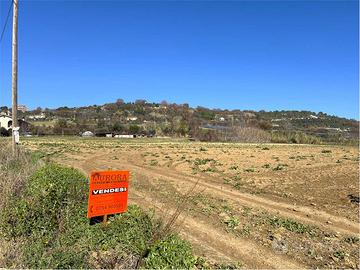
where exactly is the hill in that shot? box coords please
[0,100,358,143]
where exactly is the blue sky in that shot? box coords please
[0,0,358,119]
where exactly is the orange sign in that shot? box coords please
[87,170,129,218]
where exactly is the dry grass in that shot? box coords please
[136,179,201,268]
[0,141,40,267]
[0,141,38,211]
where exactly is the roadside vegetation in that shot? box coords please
[0,142,197,269]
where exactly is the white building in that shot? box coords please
[126,116,138,121]
[17,105,28,113]
[82,131,94,137]
[28,112,46,120]
[114,134,134,138]
[0,115,12,130]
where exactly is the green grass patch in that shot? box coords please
[0,163,196,269]
[268,216,316,236]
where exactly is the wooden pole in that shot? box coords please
[102,214,108,224]
[12,0,18,155]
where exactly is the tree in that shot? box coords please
[259,120,272,130]
[97,119,106,128]
[53,119,68,135]
[112,122,124,133]
[116,99,125,105]
[56,119,68,128]
[135,99,147,105]
[33,107,42,114]
[129,124,141,134]
[160,100,168,106]
[176,120,189,136]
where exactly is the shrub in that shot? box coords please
[268,216,316,235]
[270,131,322,144]
[144,234,196,269]
[0,164,87,239]
[0,127,9,137]
[0,163,196,269]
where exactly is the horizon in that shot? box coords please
[2,97,358,121]
[0,0,358,120]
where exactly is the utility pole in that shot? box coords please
[12,0,19,155]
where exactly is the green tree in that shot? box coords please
[112,122,124,133]
[129,124,141,134]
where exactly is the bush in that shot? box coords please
[270,131,322,144]
[0,163,196,269]
[0,127,9,137]
[144,234,196,269]
[193,127,271,143]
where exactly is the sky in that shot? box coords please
[0,0,358,119]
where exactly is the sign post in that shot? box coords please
[87,170,129,222]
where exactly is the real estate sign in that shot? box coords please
[87,170,129,218]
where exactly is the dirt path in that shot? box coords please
[79,151,358,236]
[132,162,359,236]
[61,149,358,269]
[131,190,304,269]
[74,152,307,268]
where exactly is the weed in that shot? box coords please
[273,165,284,171]
[348,194,360,204]
[224,217,240,230]
[144,234,196,269]
[221,203,232,213]
[239,225,251,236]
[223,178,231,184]
[150,160,158,166]
[194,158,215,166]
[233,182,242,190]
[241,207,252,216]
[233,174,242,181]
[202,167,216,173]
[244,168,255,173]
[268,216,316,235]
[344,236,359,244]
[333,250,346,260]
[321,150,332,154]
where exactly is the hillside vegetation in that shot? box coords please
[1,100,358,144]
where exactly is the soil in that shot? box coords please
[23,138,360,269]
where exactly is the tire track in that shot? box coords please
[79,151,358,236]
[122,189,305,269]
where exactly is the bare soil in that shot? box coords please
[23,137,360,269]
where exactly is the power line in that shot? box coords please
[0,0,14,44]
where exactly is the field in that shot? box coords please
[21,137,359,269]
